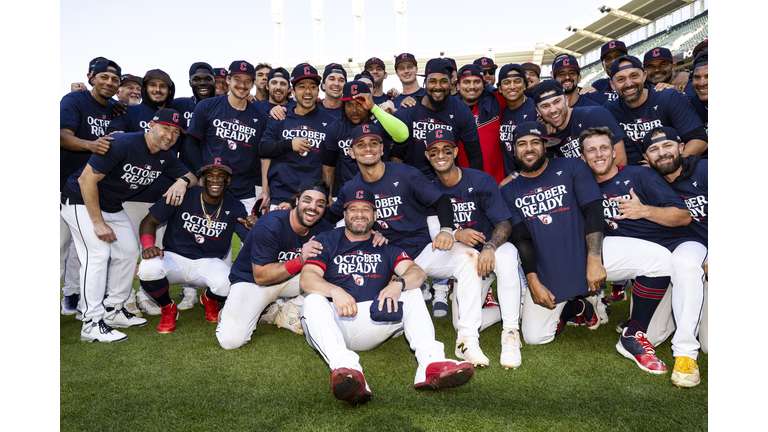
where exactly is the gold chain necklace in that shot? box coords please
[200,193,223,227]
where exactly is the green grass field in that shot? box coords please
[60,240,707,432]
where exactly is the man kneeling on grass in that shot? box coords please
[299,189,474,406]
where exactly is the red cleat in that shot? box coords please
[414,359,474,390]
[609,281,626,302]
[157,302,178,334]
[483,290,500,308]
[330,368,372,406]
[200,291,219,322]
[616,328,667,374]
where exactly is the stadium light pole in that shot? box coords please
[271,0,285,67]
[352,0,365,62]
[312,0,325,64]
[395,0,407,54]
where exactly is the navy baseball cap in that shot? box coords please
[350,123,383,145]
[457,64,483,82]
[512,121,561,148]
[341,81,371,101]
[364,57,386,70]
[353,71,374,83]
[92,59,121,78]
[267,67,290,83]
[552,54,581,75]
[693,50,708,69]
[473,57,497,70]
[343,189,376,209]
[643,47,674,65]
[419,58,454,77]
[498,64,526,82]
[88,56,107,73]
[425,128,456,149]
[642,126,682,153]
[693,39,708,58]
[296,178,329,200]
[532,80,565,104]
[213,68,228,79]
[200,156,233,175]
[189,62,214,77]
[601,40,628,60]
[395,53,417,68]
[144,69,173,87]
[151,108,186,133]
[120,74,142,87]
[291,63,322,87]
[609,55,644,79]
[522,62,541,77]
[323,63,347,81]
[229,60,255,78]
[444,58,457,70]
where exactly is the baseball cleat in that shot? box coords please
[124,291,143,318]
[103,304,148,328]
[421,280,432,304]
[137,290,161,316]
[432,299,449,318]
[616,328,667,374]
[414,359,474,390]
[596,291,610,324]
[455,338,490,368]
[671,356,701,388]
[330,368,372,406]
[616,319,630,333]
[582,296,601,330]
[80,319,127,343]
[500,328,522,370]
[178,286,199,310]
[274,297,304,334]
[157,302,179,334]
[200,291,220,322]
[483,290,500,308]
[566,315,588,327]
[61,294,79,316]
[609,281,627,302]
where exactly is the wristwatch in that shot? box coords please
[393,276,406,291]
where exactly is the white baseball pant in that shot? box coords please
[216,276,302,349]
[60,211,81,297]
[136,251,232,295]
[60,201,139,323]
[522,237,672,345]
[301,288,449,385]
[645,241,708,359]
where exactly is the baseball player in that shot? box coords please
[259,63,337,210]
[253,62,272,102]
[61,108,197,342]
[521,62,541,94]
[642,47,690,93]
[425,128,523,369]
[550,54,606,107]
[185,60,267,215]
[69,56,106,93]
[641,126,708,387]
[500,122,673,357]
[497,64,538,185]
[321,81,409,197]
[326,124,491,368]
[171,62,216,167]
[116,73,142,106]
[136,157,256,333]
[689,51,708,134]
[604,55,708,165]
[215,179,335,350]
[300,189,474,406]
[579,126,706,384]
[59,58,120,316]
[317,63,347,118]
[579,40,626,102]
[364,57,396,105]
[473,57,497,88]
[213,67,229,96]
[391,53,425,109]
[392,58,483,180]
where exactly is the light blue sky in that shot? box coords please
[59,0,597,97]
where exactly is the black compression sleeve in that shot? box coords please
[432,194,454,229]
[258,139,294,158]
[580,199,605,235]
[390,142,407,160]
[510,221,537,275]
[680,126,708,144]
[462,139,484,171]
[322,147,338,166]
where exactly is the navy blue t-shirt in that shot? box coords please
[149,186,249,260]
[432,168,512,252]
[598,165,701,251]
[501,158,603,303]
[392,88,425,108]
[373,94,392,105]
[252,99,297,120]
[60,90,114,191]
[499,98,538,175]
[328,162,444,258]
[690,96,708,135]
[669,157,708,244]
[187,95,266,200]
[604,88,704,166]
[572,94,600,108]
[394,97,480,179]
[64,132,189,213]
[229,210,334,285]
[305,228,412,303]
[261,107,336,205]
[581,89,608,106]
[551,106,626,159]
[591,78,619,102]
[318,101,342,119]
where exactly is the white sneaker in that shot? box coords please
[124,290,142,318]
[500,328,522,370]
[455,337,489,367]
[421,280,432,302]
[103,303,148,328]
[137,290,161,316]
[178,286,199,310]
[81,319,127,343]
[274,296,304,334]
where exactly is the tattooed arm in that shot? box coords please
[581,199,606,292]
[477,220,512,278]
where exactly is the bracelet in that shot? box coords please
[284,256,304,276]
[440,228,454,238]
[140,235,155,250]
[483,242,497,251]
[393,276,406,291]
[178,176,191,186]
